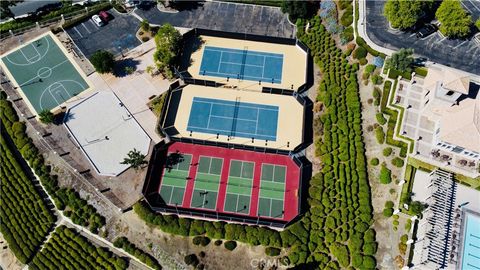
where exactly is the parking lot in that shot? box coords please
[65,9,140,58]
[365,0,480,75]
[134,1,295,38]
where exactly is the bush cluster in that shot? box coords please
[113,237,162,270]
[30,226,128,270]
[0,94,105,233]
[192,236,211,246]
[224,241,237,251]
[379,165,392,184]
[383,147,393,157]
[0,133,55,264]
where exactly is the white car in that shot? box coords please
[92,15,104,27]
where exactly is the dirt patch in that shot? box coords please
[0,232,23,270]
[358,69,410,269]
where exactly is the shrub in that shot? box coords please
[375,126,385,144]
[265,247,281,256]
[224,241,237,251]
[142,36,150,42]
[140,19,150,32]
[379,164,392,184]
[38,109,55,124]
[370,158,379,166]
[376,113,387,125]
[353,47,367,59]
[365,64,376,74]
[371,74,383,85]
[414,66,428,77]
[359,58,368,65]
[391,157,404,167]
[184,254,199,266]
[90,50,115,74]
[383,147,393,157]
[340,7,353,27]
[214,240,223,246]
[383,207,394,217]
[385,201,394,208]
[476,19,480,31]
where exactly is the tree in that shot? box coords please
[0,0,22,19]
[38,109,55,124]
[140,19,150,32]
[436,0,472,38]
[379,164,392,184]
[90,50,115,74]
[121,148,147,170]
[281,1,316,22]
[383,0,433,30]
[384,48,414,73]
[476,19,480,31]
[153,23,182,79]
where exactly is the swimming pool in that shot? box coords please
[460,211,480,270]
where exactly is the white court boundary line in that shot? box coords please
[38,79,86,111]
[4,36,51,66]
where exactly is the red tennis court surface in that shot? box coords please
[157,142,300,221]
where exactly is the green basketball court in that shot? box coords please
[258,164,286,218]
[159,154,192,205]
[190,156,223,210]
[223,160,254,214]
[0,33,89,114]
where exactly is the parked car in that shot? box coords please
[91,15,104,27]
[416,24,437,38]
[98,11,110,22]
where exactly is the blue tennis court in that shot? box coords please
[199,46,283,83]
[187,97,279,141]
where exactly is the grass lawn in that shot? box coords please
[408,157,480,189]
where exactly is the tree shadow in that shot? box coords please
[165,150,184,172]
[178,35,205,71]
[114,58,141,77]
[168,0,204,11]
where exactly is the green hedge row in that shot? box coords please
[355,37,386,58]
[113,237,162,270]
[0,133,55,264]
[30,225,128,270]
[0,93,105,233]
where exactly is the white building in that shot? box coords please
[395,65,480,177]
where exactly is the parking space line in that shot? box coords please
[434,35,447,44]
[90,20,100,30]
[467,0,480,11]
[461,1,472,13]
[73,27,83,38]
[409,33,416,37]
[81,22,91,34]
[453,40,468,49]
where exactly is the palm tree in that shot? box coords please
[121,148,147,170]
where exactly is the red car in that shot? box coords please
[99,11,110,22]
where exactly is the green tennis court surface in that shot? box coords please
[258,164,286,218]
[224,160,254,214]
[159,153,192,205]
[190,156,223,210]
[1,34,89,113]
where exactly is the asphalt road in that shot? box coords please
[65,9,141,58]
[134,1,296,38]
[365,0,480,75]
